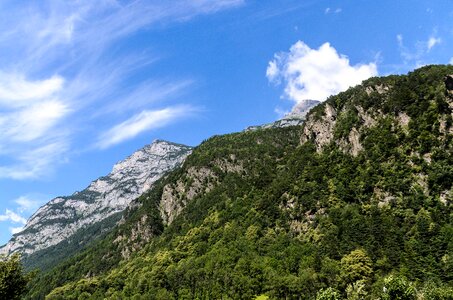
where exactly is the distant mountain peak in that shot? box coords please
[0,140,193,260]
[245,99,320,131]
[283,99,321,120]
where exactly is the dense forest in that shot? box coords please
[20,65,453,299]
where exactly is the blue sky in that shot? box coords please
[0,0,452,245]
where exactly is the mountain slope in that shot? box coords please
[30,65,453,299]
[0,140,192,270]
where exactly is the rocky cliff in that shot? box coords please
[0,140,192,257]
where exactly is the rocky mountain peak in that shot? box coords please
[283,99,321,120]
[0,140,192,257]
[245,99,320,131]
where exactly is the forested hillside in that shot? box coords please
[29,65,453,299]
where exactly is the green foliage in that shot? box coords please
[421,282,453,300]
[334,108,360,139]
[0,253,33,300]
[381,275,416,300]
[345,280,368,300]
[339,249,373,286]
[315,287,342,300]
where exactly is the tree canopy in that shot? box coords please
[0,253,31,300]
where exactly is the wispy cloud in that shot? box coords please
[96,79,194,117]
[0,210,26,235]
[10,227,24,235]
[0,0,241,180]
[0,73,64,106]
[0,209,27,225]
[14,196,44,214]
[427,36,441,51]
[267,41,377,104]
[0,72,70,179]
[96,106,196,149]
[0,195,46,234]
[397,33,442,66]
[325,7,342,14]
[0,141,69,180]
[4,101,70,143]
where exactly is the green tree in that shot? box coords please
[381,275,416,300]
[0,253,32,300]
[339,249,373,286]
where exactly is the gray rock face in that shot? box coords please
[301,104,337,151]
[246,100,320,131]
[0,140,192,256]
[284,100,321,120]
[159,166,218,224]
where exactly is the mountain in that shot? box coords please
[0,140,192,270]
[28,65,453,299]
[245,99,320,131]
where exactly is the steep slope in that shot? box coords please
[30,65,453,299]
[246,99,320,131]
[0,140,192,269]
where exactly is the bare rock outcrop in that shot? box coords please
[159,167,218,224]
[301,104,337,151]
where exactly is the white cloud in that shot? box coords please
[325,7,342,14]
[266,61,279,81]
[0,205,30,234]
[267,41,377,103]
[97,106,194,149]
[3,100,70,142]
[0,73,64,107]
[0,209,27,225]
[10,226,24,234]
[0,195,46,234]
[14,196,44,213]
[9,226,24,234]
[449,57,453,65]
[427,36,441,51]
[189,0,244,13]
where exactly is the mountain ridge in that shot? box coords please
[0,140,193,268]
